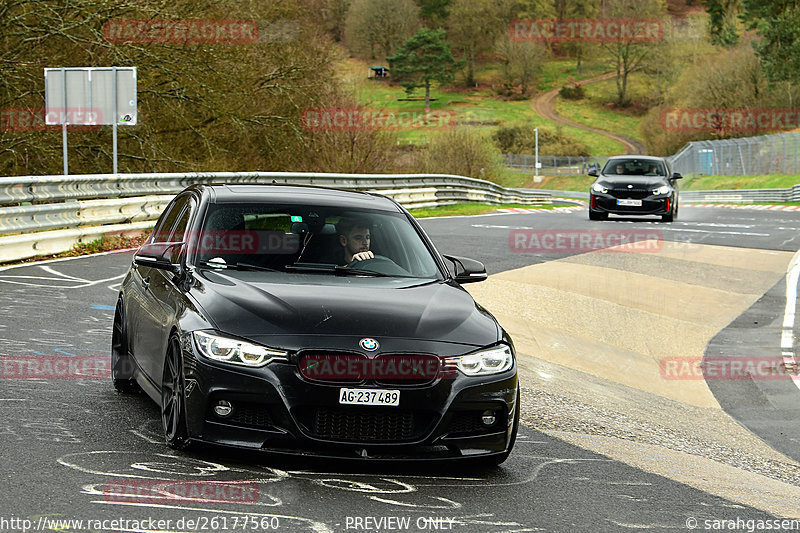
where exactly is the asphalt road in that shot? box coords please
[1,205,799,532]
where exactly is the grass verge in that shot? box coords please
[409,202,575,218]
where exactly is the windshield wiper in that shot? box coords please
[285,264,389,277]
[335,266,390,277]
[197,260,278,272]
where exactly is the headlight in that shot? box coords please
[193,331,288,367]
[446,345,514,376]
[652,185,671,195]
[591,183,608,193]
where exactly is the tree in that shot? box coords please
[741,0,800,84]
[344,0,420,60]
[495,34,548,98]
[321,0,351,42]
[415,0,450,26]
[388,28,460,112]
[600,0,666,106]
[0,0,352,175]
[703,0,742,46]
[558,0,601,73]
[416,127,504,180]
[448,0,505,86]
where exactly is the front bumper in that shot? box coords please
[590,193,673,215]
[179,337,519,460]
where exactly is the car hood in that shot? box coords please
[189,270,500,348]
[596,175,670,188]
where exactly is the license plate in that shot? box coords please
[339,388,400,406]
[617,199,642,206]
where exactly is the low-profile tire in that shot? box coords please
[475,387,520,467]
[112,298,140,394]
[589,210,607,221]
[162,334,192,450]
[661,212,674,222]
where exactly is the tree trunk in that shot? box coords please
[425,82,431,113]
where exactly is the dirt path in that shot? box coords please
[531,71,648,154]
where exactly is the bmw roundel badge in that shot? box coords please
[360,338,379,351]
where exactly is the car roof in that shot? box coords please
[193,183,403,212]
[606,155,667,162]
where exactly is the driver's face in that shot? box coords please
[340,227,370,256]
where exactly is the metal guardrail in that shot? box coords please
[680,185,800,203]
[0,172,552,263]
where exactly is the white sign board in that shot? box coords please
[44,67,137,125]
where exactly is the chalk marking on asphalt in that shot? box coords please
[367,495,462,509]
[40,265,87,281]
[129,429,162,445]
[0,271,125,289]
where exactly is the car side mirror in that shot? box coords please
[671,172,683,179]
[588,169,598,177]
[443,254,487,284]
[134,242,184,274]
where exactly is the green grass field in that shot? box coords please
[554,74,647,144]
[409,202,576,218]
[342,58,625,156]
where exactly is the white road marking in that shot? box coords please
[781,247,800,388]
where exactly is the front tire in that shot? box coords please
[162,334,192,450]
[589,210,607,221]
[112,298,140,394]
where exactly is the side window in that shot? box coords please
[170,198,195,243]
[151,196,190,243]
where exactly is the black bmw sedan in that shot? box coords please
[588,155,682,222]
[112,184,519,464]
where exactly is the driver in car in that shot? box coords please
[336,217,374,265]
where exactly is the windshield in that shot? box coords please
[603,159,666,176]
[191,203,442,280]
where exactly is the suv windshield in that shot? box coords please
[191,203,442,280]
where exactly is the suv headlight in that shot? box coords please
[652,185,671,195]
[193,331,288,367]
[446,344,514,376]
[592,183,608,193]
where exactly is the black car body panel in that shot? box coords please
[588,155,681,221]
[113,184,518,463]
